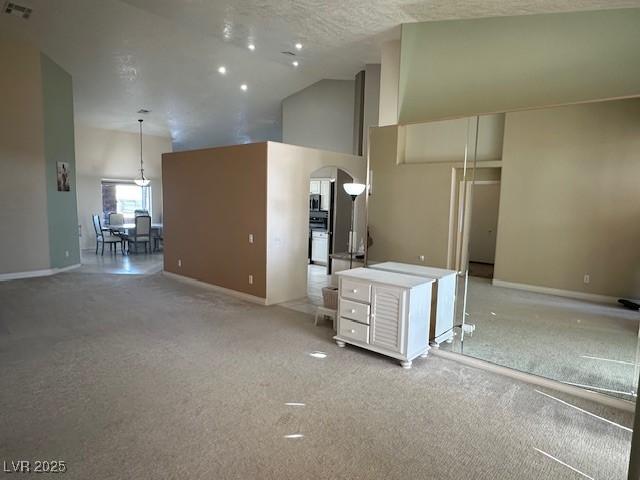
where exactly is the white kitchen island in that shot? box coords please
[334,268,435,368]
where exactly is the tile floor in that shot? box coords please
[79,250,164,275]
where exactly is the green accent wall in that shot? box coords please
[41,53,80,268]
[399,8,640,124]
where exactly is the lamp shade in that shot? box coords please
[343,183,366,196]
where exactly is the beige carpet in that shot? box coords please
[457,277,640,400]
[0,272,633,479]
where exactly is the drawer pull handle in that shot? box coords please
[350,309,356,313]
[352,289,358,293]
[350,329,355,334]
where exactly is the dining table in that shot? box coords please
[106,223,163,234]
[104,223,164,253]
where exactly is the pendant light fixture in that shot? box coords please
[134,118,150,187]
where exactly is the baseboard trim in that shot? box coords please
[432,348,635,412]
[162,271,268,306]
[492,279,628,305]
[0,263,81,282]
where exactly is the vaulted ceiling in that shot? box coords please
[2,0,638,150]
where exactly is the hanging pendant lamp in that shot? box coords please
[134,119,150,187]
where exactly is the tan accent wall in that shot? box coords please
[494,99,640,298]
[0,36,50,274]
[162,143,268,299]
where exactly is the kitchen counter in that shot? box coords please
[330,252,364,261]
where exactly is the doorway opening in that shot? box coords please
[307,167,354,306]
[449,167,502,279]
[467,180,501,279]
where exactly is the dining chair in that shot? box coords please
[92,214,125,255]
[108,212,124,226]
[122,215,151,253]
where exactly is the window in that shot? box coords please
[101,181,151,222]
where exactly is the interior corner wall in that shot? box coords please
[494,99,640,298]
[379,40,400,126]
[363,64,381,156]
[399,8,640,124]
[266,142,366,304]
[282,79,355,155]
[41,53,80,268]
[162,143,268,299]
[75,126,172,250]
[367,126,453,268]
[0,37,50,275]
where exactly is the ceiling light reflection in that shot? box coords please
[309,351,327,358]
[535,389,632,432]
[284,434,304,439]
[285,402,305,407]
[534,448,594,480]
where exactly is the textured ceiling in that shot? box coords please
[1,0,639,150]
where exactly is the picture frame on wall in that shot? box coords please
[56,161,71,192]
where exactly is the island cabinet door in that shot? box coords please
[370,285,405,354]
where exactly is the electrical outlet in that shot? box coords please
[248,234,254,244]
[248,274,253,285]
[419,255,425,262]
[64,250,69,258]
[583,274,590,284]
[178,259,182,268]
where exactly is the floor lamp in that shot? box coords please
[343,182,366,269]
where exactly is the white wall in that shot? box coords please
[75,125,172,249]
[379,40,400,126]
[398,9,640,124]
[0,36,50,275]
[282,79,355,155]
[266,142,366,304]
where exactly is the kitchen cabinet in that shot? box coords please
[320,180,331,210]
[334,268,434,368]
[311,231,328,264]
[309,179,332,210]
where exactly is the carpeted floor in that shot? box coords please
[456,277,640,400]
[0,272,633,479]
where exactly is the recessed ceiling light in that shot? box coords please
[218,66,227,74]
[137,108,151,114]
[295,42,303,50]
[292,61,299,67]
[240,84,248,91]
[248,43,255,51]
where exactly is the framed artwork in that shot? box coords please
[56,162,71,192]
